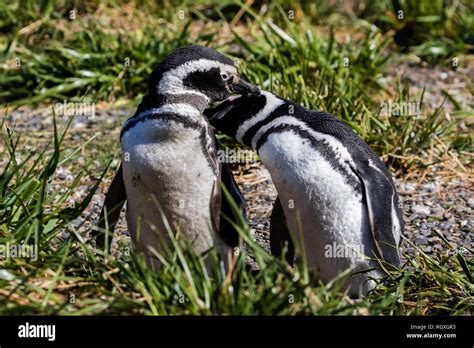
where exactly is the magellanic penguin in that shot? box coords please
[204,90,403,297]
[96,45,259,268]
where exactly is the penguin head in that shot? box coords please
[204,92,269,140]
[148,45,259,102]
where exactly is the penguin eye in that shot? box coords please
[221,73,229,81]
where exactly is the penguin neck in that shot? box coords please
[141,93,209,113]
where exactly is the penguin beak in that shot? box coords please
[229,77,260,95]
[205,104,234,121]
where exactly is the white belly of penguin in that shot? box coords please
[259,131,379,287]
[121,119,217,258]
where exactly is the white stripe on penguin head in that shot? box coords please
[235,91,284,144]
[122,104,203,130]
[157,59,237,99]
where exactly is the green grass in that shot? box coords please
[354,0,474,63]
[0,0,472,315]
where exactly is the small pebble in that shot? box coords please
[430,205,445,218]
[0,269,15,281]
[423,182,437,192]
[439,221,452,230]
[400,182,415,193]
[415,236,429,245]
[59,230,70,240]
[73,121,87,129]
[71,218,82,228]
[412,204,431,216]
[468,198,474,209]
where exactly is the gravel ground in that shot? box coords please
[382,62,474,113]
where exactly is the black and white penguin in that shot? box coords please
[204,90,403,296]
[95,45,258,268]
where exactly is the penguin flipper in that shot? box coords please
[209,131,247,248]
[349,160,401,267]
[218,162,246,248]
[210,175,222,236]
[96,163,127,249]
[270,196,294,265]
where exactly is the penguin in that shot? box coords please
[95,45,259,268]
[96,159,244,250]
[204,90,403,297]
